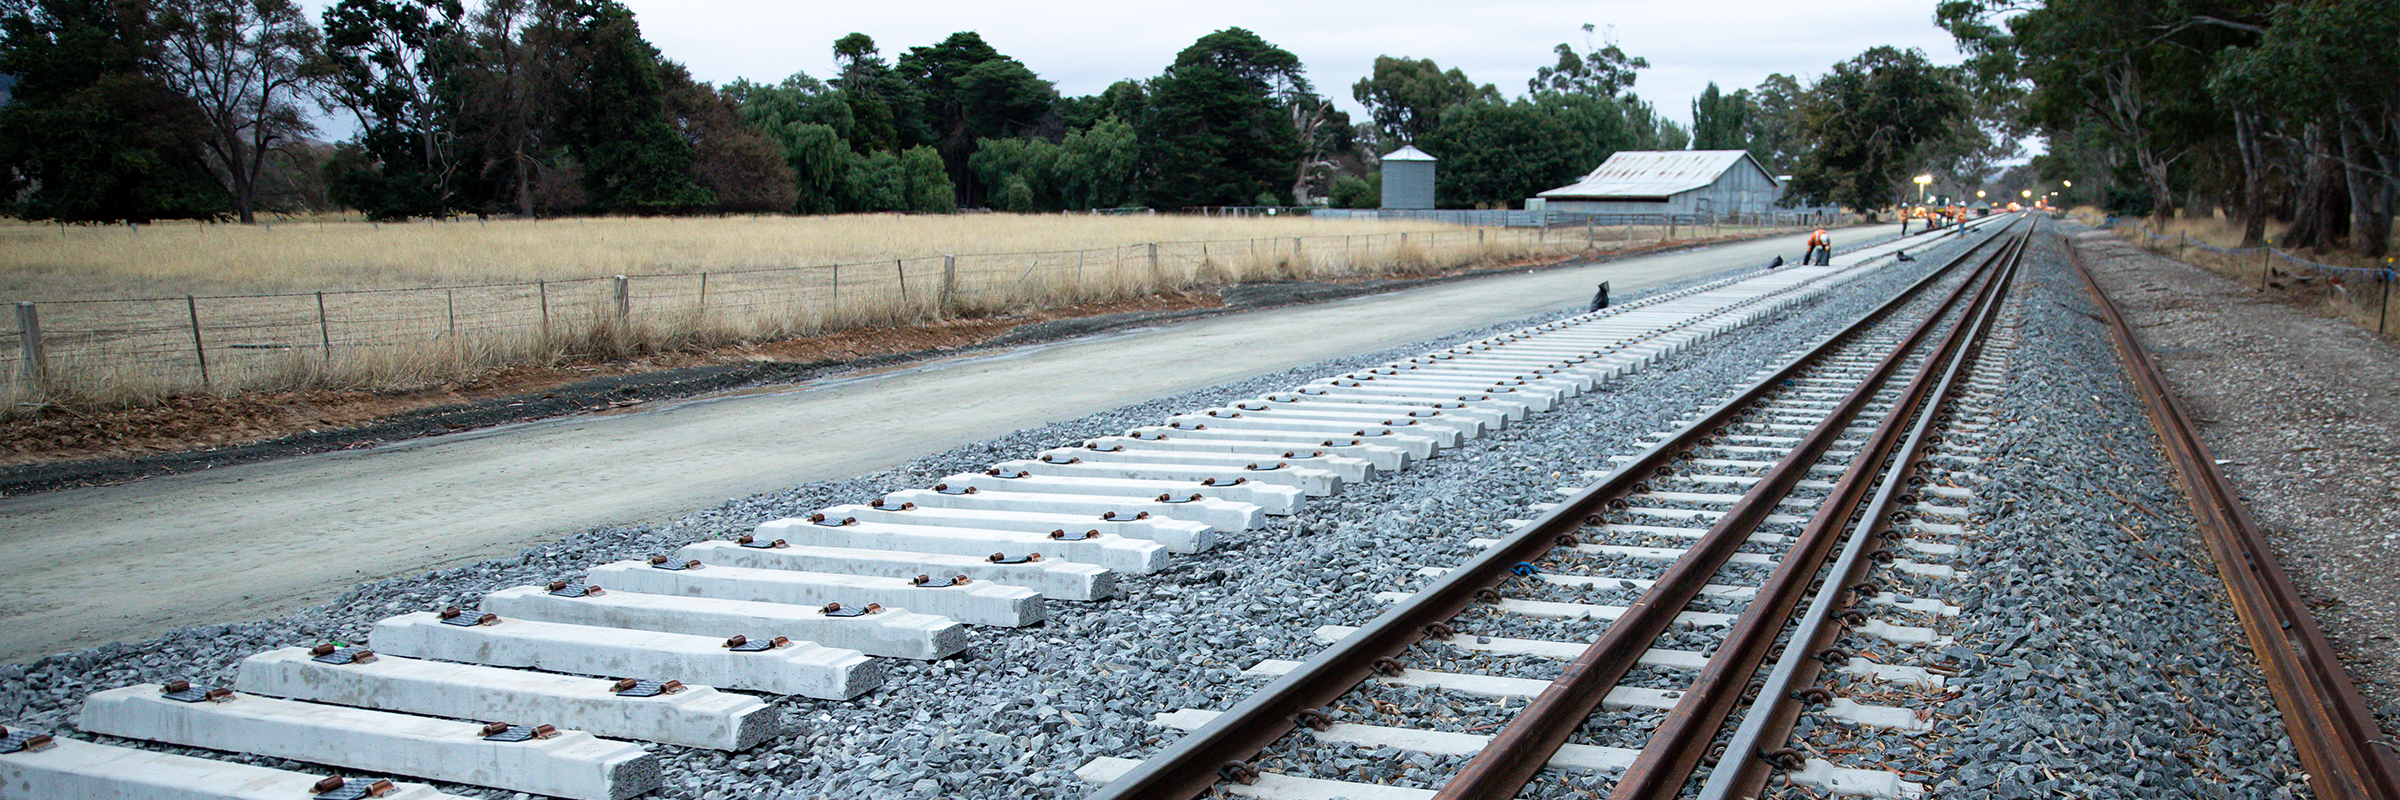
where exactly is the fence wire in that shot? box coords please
[2,219,1809,402]
[2105,217,2397,334]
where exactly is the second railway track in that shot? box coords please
[0,214,2370,800]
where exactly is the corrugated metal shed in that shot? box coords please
[1380,146,1437,210]
[1536,150,1780,217]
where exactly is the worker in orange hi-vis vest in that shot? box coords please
[1805,229,1832,265]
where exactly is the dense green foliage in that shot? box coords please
[11,4,1989,223]
[1351,55,1497,148]
[0,0,230,221]
[1941,0,2398,254]
[1781,47,1970,214]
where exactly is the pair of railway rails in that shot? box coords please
[1084,216,2398,800]
[4,215,2389,800]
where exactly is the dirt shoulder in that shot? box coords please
[0,230,1807,496]
[2071,231,2400,732]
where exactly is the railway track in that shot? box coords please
[0,224,1979,799]
[6,214,2380,800]
[1079,216,2028,800]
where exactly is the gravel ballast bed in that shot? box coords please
[1770,226,2306,800]
[1,224,2299,800]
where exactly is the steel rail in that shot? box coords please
[1085,219,2020,800]
[1689,220,2030,800]
[1431,223,2018,800]
[1607,220,2029,800]
[2068,237,2400,800]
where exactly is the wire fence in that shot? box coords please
[1,217,1813,406]
[2106,216,2397,335]
[1311,208,1853,229]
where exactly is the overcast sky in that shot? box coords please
[303,0,1969,141]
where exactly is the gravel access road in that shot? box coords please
[0,227,1852,664]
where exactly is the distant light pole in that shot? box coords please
[1914,174,1932,205]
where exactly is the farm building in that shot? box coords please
[1536,150,1779,217]
[1379,146,1437,210]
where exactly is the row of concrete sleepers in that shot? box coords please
[1,261,1868,800]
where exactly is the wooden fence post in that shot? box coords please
[612,275,630,321]
[941,254,958,312]
[698,272,709,311]
[187,295,210,390]
[538,280,550,338]
[15,302,45,392]
[895,260,909,304]
[316,292,332,365]
[2381,263,2392,336]
[1147,242,1160,283]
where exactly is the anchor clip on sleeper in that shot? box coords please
[547,580,603,597]
[480,722,557,742]
[159,680,233,703]
[724,635,789,652]
[438,607,499,626]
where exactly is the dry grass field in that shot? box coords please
[2,213,1503,297]
[2078,208,2398,338]
[0,212,1782,412]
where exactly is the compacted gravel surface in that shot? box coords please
[1770,228,2309,800]
[0,221,2315,800]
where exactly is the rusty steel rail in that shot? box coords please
[1085,218,2021,800]
[1688,222,2029,800]
[1608,222,2028,800]
[1434,218,2024,800]
[2068,238,2400,800]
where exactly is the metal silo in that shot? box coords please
[1380,146,1437,210]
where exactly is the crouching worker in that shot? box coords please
[1804,229,1832,265]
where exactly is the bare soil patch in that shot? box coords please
[2073,231,2400,733]
[0,290,1218,473]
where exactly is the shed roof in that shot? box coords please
[1537,150,1773,199]
[1382,145,1437,162]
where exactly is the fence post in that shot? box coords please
[445,289,456,337]
[186,295,210,391]
[940,254,957,312]
[1147,242,1160,283]
[538,280,550,338]
[698,272,709,311]
[612,275,630,322]
[2382,263,2392,336]
[316,292,331,365]
[1292,237,1304,267]
[1478,228,1485,245]
[15,302,45,392]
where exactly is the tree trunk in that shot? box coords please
[2285,124,2351,251]
[2234,108,2269,247]
[2345,114,2393,258]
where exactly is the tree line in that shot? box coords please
[1940,0,2398,256]
[0,1,1715,223]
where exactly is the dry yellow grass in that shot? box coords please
[2078,207,2398,338]
[3,213,1511,298]
[0,212,1797,411]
